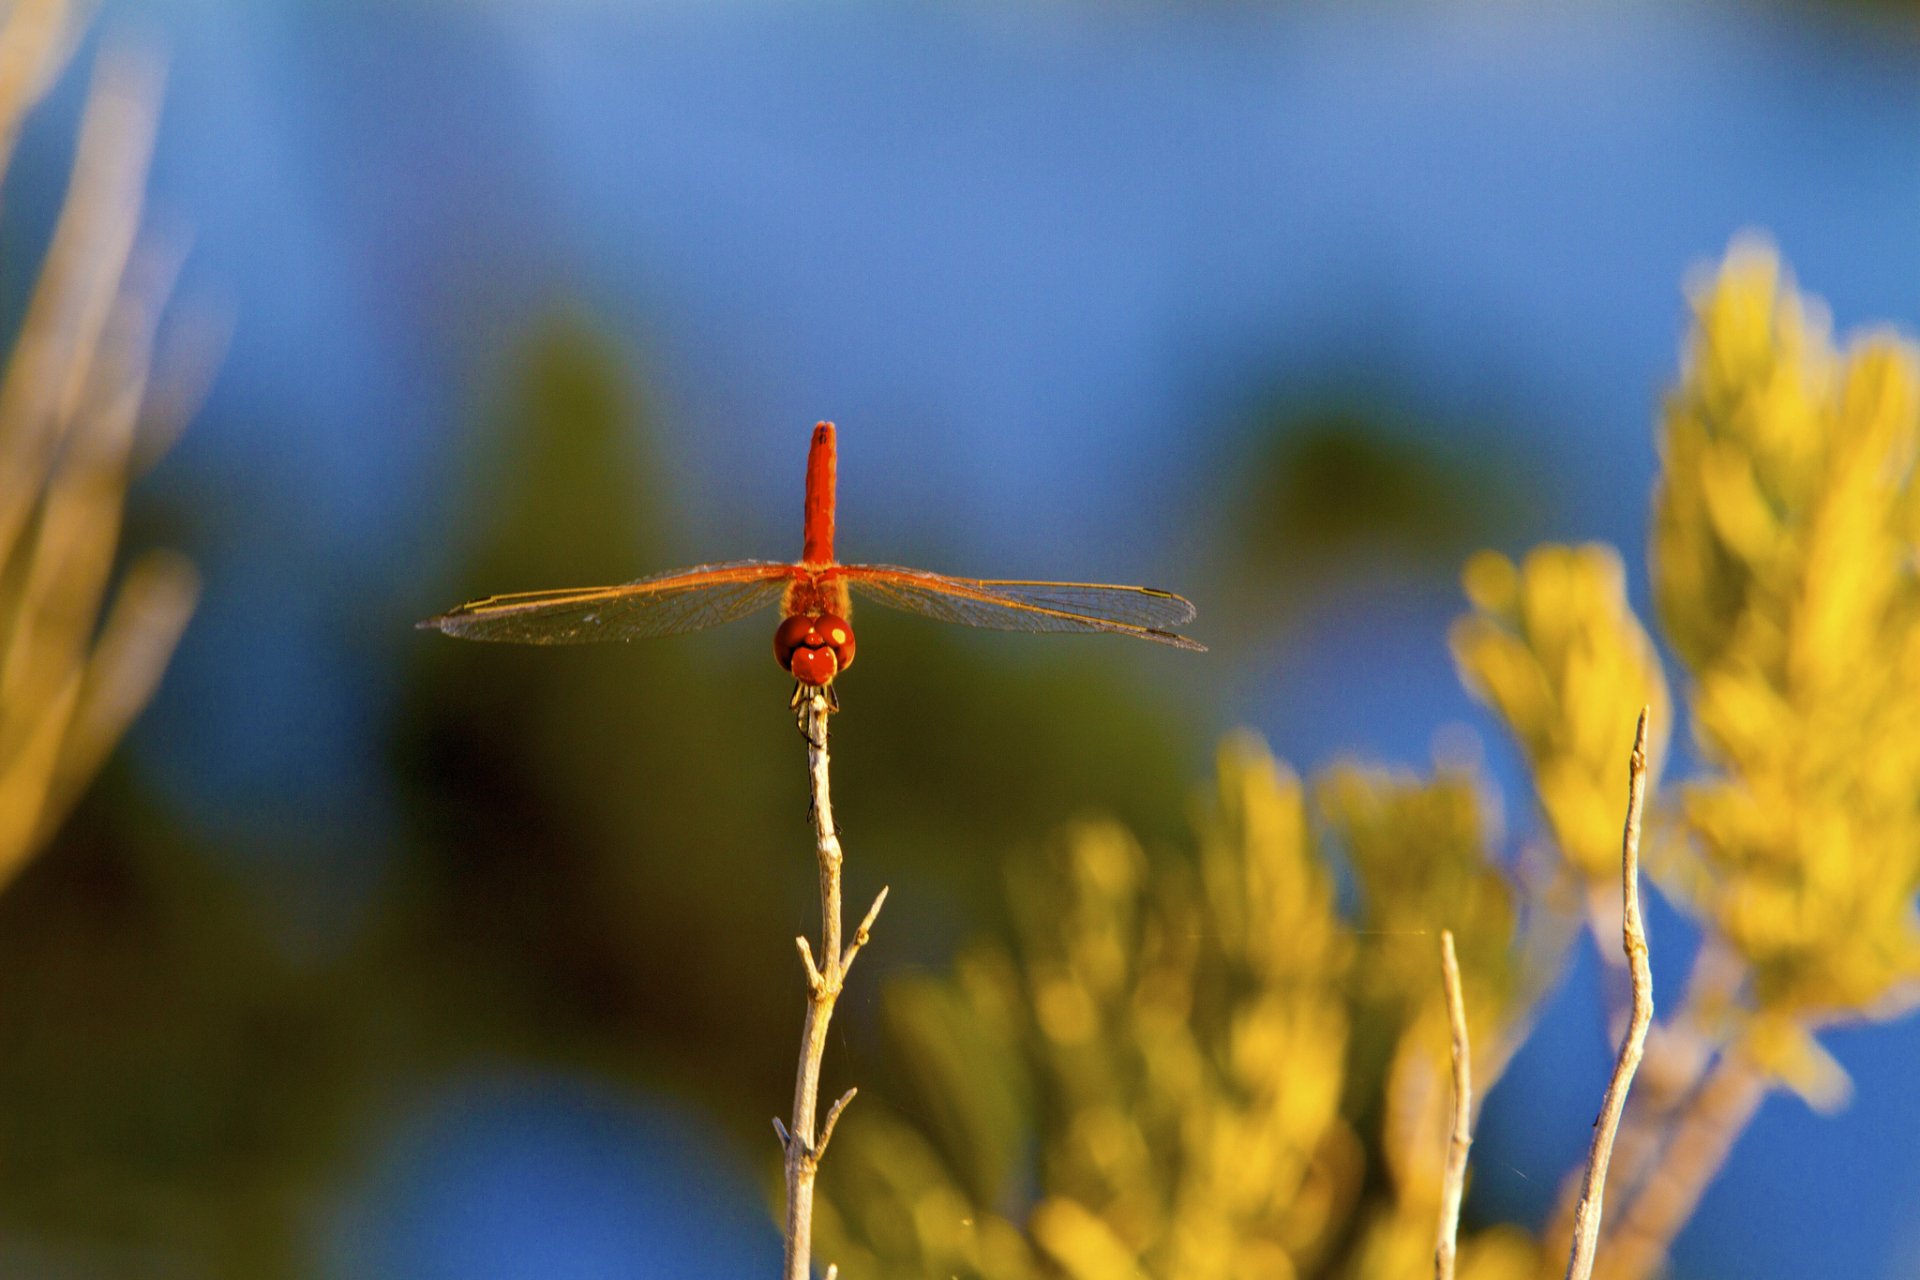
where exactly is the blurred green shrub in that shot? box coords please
[818,240,1920,1280]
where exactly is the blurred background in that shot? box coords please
[0,1,1916,1277]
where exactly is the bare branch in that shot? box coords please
[815,1087,857,1163]
[1594,1053,1764,1280]
[841,884,890,974]
[1435,929,1473,1280]
[782,688,881,1280]
[1564,708,1655,1280]
[795,935,825,994]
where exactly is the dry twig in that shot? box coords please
[780,689,887,1280]
[1435,928,1472,1280]
[1593,1052,1763,1280]
[1539,1000,1714,1277]
[1563,708,1654,1280]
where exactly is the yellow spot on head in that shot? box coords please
[830,628,847,644]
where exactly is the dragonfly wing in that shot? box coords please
[839,565,1204,651]
[420,560,793,644]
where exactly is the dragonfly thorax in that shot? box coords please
[775,613,857,686]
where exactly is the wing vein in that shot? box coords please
[837,564,1203,650]
[420,560,792,644]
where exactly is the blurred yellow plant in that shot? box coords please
[1654,243,1920,1030]
[819,737,1543,1280]
[1456,241,1920,1062]
[1453,240,1919,1280]
[1451,543,1669,888]
[0,1,198,894]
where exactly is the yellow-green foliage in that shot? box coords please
[818,739,1539,1280]
[1652,245,1920,1031]
[1450,544,1670,883]
[1453,242,1920,1086]
[819,240,1920,1276]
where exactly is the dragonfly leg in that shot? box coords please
[787,675,840,744]
[792,682,835,746]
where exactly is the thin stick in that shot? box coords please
[781,688,887,1280]
[1435,929,1473,1280]
[1592,1053,1763,1280]
[1538,901,1755,1279]
[1536,956,1728,1276]
[1563,708,1654,1280]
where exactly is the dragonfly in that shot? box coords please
[419,422,1203,699]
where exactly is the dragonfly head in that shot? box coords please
[775,612,856,686]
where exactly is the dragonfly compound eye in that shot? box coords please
[815,613,856,672]
[788,644,839,686]
[774,613,852,686]
[773,614,814,670]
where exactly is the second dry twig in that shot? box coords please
[1435,928,1473,1280]
[1563,708,1655,1280]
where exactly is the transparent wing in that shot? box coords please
[419,560,793,645]
[838,564,1204,651]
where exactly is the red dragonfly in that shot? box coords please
[420,422,1202,693]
